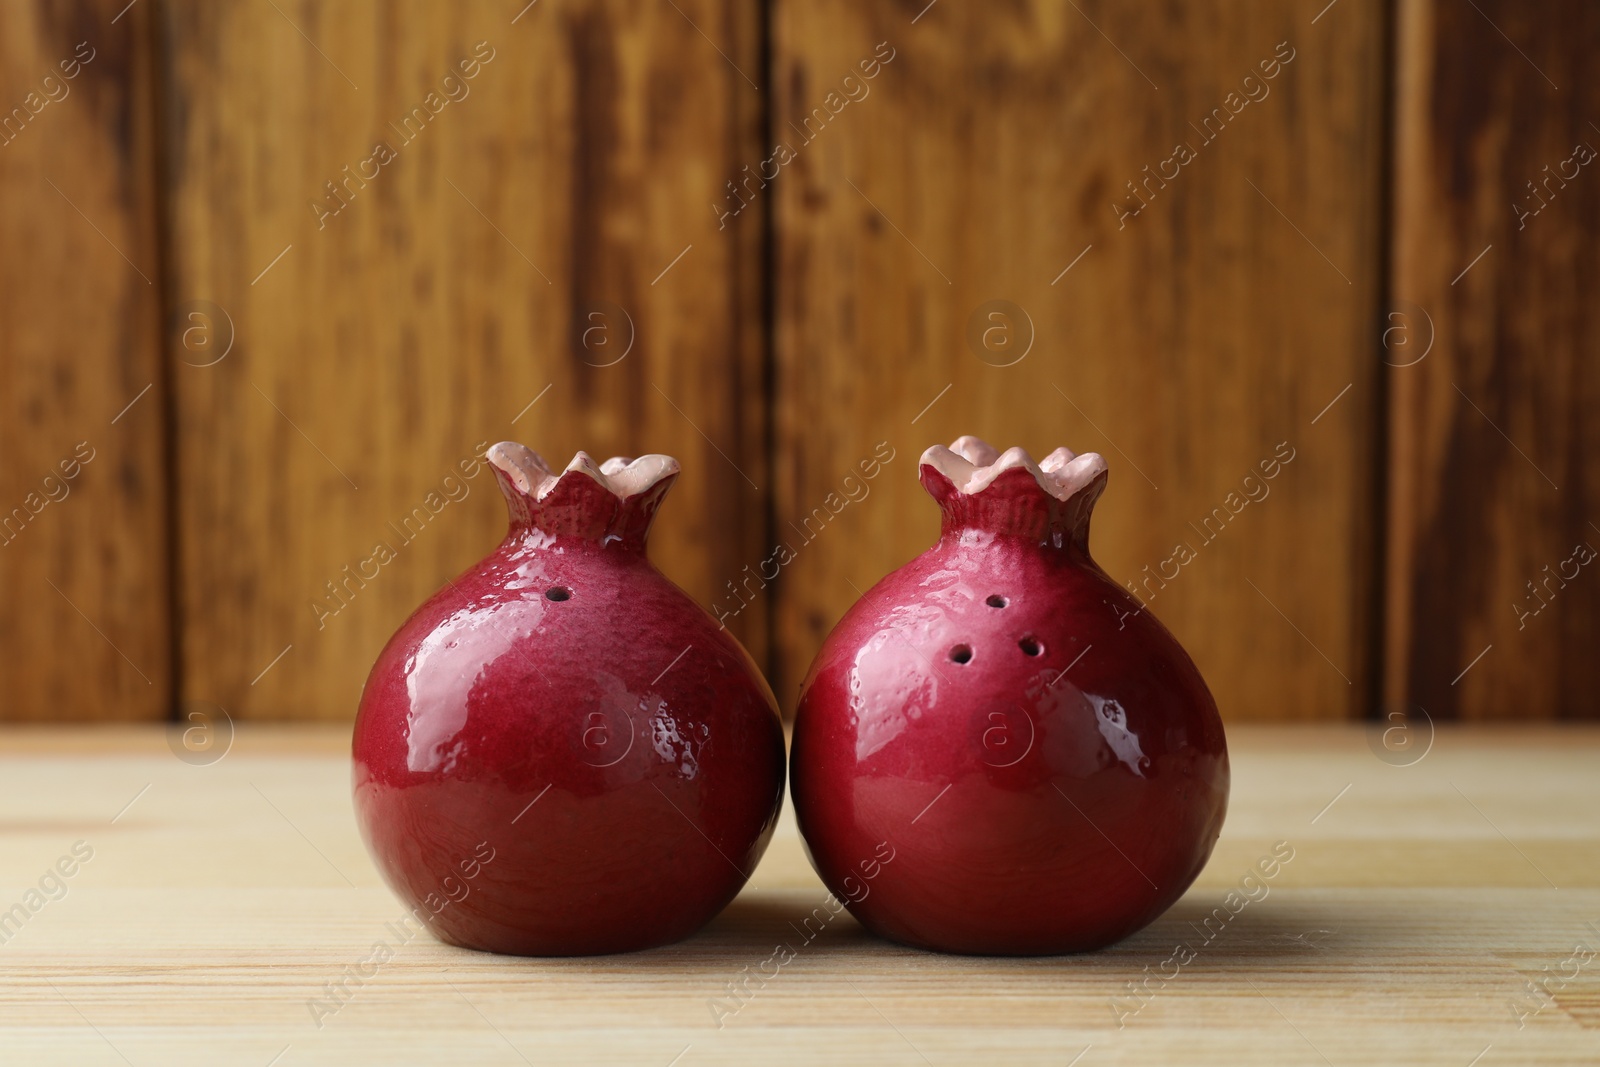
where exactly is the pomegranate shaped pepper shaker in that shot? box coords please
[353,443,786,956]
[790,436,1228,955]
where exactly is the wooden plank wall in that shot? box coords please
[0,1,171,721]
[0,0,1593,723]
[158,0,766,719]
[770,0,1387,719]
[1387,0,1600,719]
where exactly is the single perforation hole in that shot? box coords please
[545,587,572,602]
[986,594,1008,608]
[949,644,973,664]
[1019,636,1043,656]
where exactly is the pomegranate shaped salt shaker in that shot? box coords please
[790,436,1228,955]
[353,443,786,956]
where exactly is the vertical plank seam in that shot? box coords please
[143,0,184,723]
[758,0,781,708]
[1371,0,1403,724]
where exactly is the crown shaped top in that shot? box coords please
[919,435,1108,548]
[487,442,679,548]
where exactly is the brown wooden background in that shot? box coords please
[0,0,1592,723]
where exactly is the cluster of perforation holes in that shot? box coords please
[948,594,1044,661]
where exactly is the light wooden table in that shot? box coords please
[0,725,1596,1065]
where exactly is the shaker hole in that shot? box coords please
[545,587,572,602]
[949,644,973,664]
[1019,636,1043,656]
[986,594,1008,608]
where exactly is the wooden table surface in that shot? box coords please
[0,725,1596,1065]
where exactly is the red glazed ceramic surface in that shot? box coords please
[353,443,785,956]
[790,436,1229,955]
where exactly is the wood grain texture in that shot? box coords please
[1386,0,1600,720]
[0,725,1596,1063]
[0,1,171,721]
[770,1,1387,720]
[157,0,767,720]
